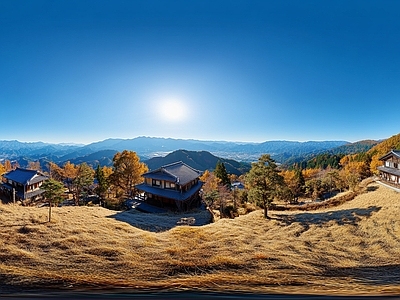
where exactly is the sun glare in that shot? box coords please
[158,99,188,123]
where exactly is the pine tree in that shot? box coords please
[95,165,110,204]
[246,154,284,218]
[41,178,65,222]
[214,161,230,187]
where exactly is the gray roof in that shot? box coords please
[379,150,400,161]
[142,161,202,185]
[377,166,400,177]
[136,181,203,201]
[3,168,48,185]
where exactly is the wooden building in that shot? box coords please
[1,168,48,203]
[377,150,400,185]
[135,161,203,211]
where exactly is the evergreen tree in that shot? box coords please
[41,178,65,222]
[95,165,110,204]
[214,161,230,186]
[246,154,284,218]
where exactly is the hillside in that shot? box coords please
[144,149,251,175]
[282,140,380,167]
[1,182,400,296]
[368,133,400,157]
[329,139,380,155]
[59,149,118,168]
[368,133,400,173]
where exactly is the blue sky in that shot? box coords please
[1,0,399,144]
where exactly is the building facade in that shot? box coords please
[1,168,48,203]
[377,150,400,185]
[135,161,203,211]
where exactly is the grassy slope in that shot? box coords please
[1,182,400,295]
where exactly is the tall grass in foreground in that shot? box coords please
[1,182,400,295]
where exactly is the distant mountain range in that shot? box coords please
[0,136,381,172]
[145,149,251,175]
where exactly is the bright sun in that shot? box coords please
[158,99,187,123]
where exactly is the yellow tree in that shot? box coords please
[282,169,305,203]
[63,161,79,193]
[369,155,382,175]
[302,168,321,180]
[200,170,220,209]
[0,162,6,175]
[340,160,369,191]
[47,162,63,181]
[111,150,148,198]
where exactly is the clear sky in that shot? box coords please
[1,0,399,144]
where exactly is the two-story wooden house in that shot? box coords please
[377,150,400,185]
[1,168,48,203]
[135,161,203,211]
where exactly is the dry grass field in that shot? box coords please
[1,182,400,296]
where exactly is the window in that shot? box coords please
[165,182,175,189]
[152,180,161,187]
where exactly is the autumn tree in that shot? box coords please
[47,162,64,181]
[73,163,94,205]
[246,154,284,218]
[0,162,6,176]
[339,155,370,191]
[111,150,148,198]
[214,161,230,186]
[63,161,78,193]
[200,170,219,208]
[282,168,305,204]
[41,178,65,222]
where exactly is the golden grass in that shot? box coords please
[1,182,400,295]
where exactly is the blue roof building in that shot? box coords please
[1,168,48,203]
[135,161,203,211]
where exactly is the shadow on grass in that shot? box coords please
[325,264,400,285]
[107,209,213,232]
[279,206,381,230]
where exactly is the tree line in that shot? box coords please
[0,143,389,220]
[0,150,148,210]
[202,148,378,219]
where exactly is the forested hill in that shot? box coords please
[144,150,251,175]
[367,133,400,157]
[327,140,380,155]
[284,139,380,169]
[368,133,400,171]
